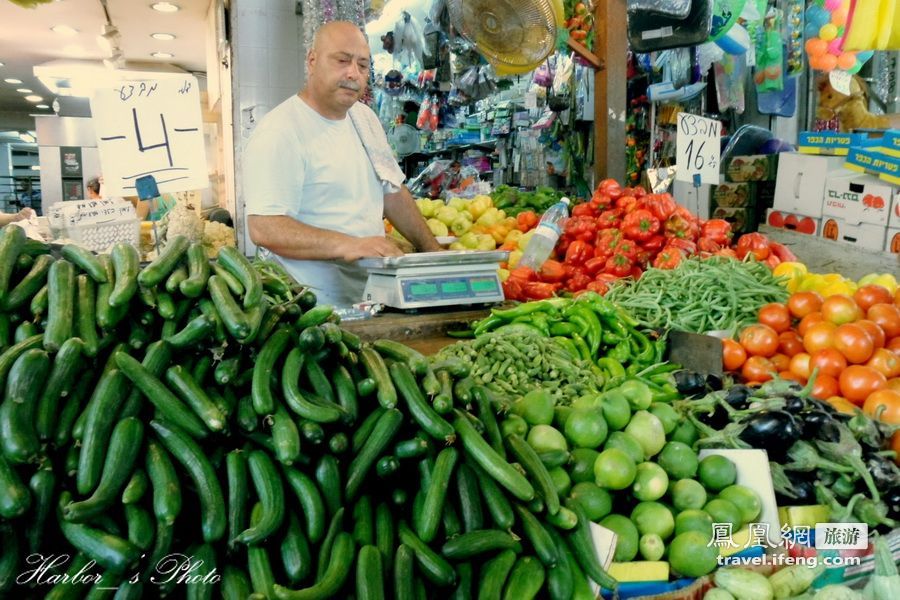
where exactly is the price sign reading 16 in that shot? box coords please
[675,112,722,186]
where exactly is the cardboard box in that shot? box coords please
[725,154,779,182]
[798,131,879,155]
[713,182,756,208]
[712,206,755,233]
[891,192,900,229]
[845,146,900,185]
[886,228,900,253]
[823,173,896,226]
[773,153,851,218]
[820,217,887,251]
[766,209,821,235]
[878,129,900,158]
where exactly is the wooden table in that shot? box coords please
[341,307,492,356]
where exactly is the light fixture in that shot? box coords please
[25,95,43,102]
[31,165,41,171]
[51,25,79,36]
[0,62,5,67]
[35,104,49,109]
[151,32,176,41]
[151,2,180,12]
[4,78,23,84]
[16,88,32,93]
[19,132,35,143]
[151,52,174,59]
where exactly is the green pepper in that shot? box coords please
[493,323,546,337]
[567,305,602,357]
[627,327,656,365]
[652,338,668,363]
[570,333,593,363]
[515,312,550,337]
[553,337,580,360]
[597,357,626,380]
[447,329,475,339]
[491,299,563,320]
[832,474,857,500]
[549,322,578,337]
[607,340,631,364]
[473,315,505,336]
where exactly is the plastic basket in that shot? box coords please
[65,219,140,253]
[47,199,140,253]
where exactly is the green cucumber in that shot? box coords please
[282,466,327,544]
[121,468,149,505]
[394,544,415,600]
[0,335,45,392]
[3,253,52,311]
[61,244,107,283]
[352,495,374,547]
[390,361,455,443]
[145,438,181,524]
[563,497,618,591]
[281,511,312,585]
[454,411,534,502]
[271,402,301,465]
[75,274,100,357]
[57,491,140,573]
[356,544,384,600]
[44,258,75,352]
[35,337,85,441]
[360,346,397,409]
[0,223,26,305]
[415,447,458,543]
[478,549,517,600]
[345,408,404,502]
[217,246,263,309]
[272,532,354,600]
[109,243,140,307]
[164,314,214,348]
[247,503,276,598]
[442,529,521,559]
[0,348,50,463]
[226,450,249,549]
[251,327,291,415]
[125,504,155,551]
[512,503,558,567]
[315,454,342,518]
[282,348,343,423]
[26,465,55,554]
[233,450,285,545]
[207,275,251,339]
[164,365,226,433]
[137,235,189,287]
[180,242,210,298]
[397,521,457,587]
[506,433,560,515]
[502,556,545,600]
[221,565,252,600]
[455,462,485,532]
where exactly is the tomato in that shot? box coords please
[888,378,900,392]
[838,365,888,404]
[739,324,779,358]
[821,294,862,325]
[722,339,747,371]
[809,348,848,378]
[778,371,806,384]
[854,285,893,312]
[867,348,900,379]
[770,353,791,372]
[811,374,840,400]
[798,312,825,336]
[832,323,875,364]
[803,321,837,354]
[889,338,900,353]
[788,292,823,319]
[778,331,804,357]
[856,320,886,350]
[867,303,900,339]
[742,356,774,383]
[789,353,812,379]
[758,303,792,333]
[862,389,900,424]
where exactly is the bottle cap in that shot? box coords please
[561,197,571,205]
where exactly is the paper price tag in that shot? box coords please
[524,91,538,110]
[675,112,721,187]
[829,70,853,96]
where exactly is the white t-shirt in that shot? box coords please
[243,95,385,306]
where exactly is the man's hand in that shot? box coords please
[338,235,404,261]
[14,208,35,222]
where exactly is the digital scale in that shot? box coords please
[358,250,509,310]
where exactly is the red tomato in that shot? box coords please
[833,323,875,364]
[867,348,900,379]
[788,292,824,319]
[867,303,900,339]
[811,374,840,400]
[798,312,825,337]
[722,339,747,371]
[839,365,888,404]
[739,324,780,357]
[770,353,791,372]
[888,378,900,392]
[821,294,862,325]
[856,320,886,350]
[790,353,812,379]
[889,338,900,353]
[742,356,774,383]
[809,348,848,378]
[854,285,894,312]
[803,321,837,354]
[758,303,792,333]
[862,389,900,424]
[779,371,806,384]
[778,331,804,357]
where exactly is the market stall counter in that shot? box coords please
[340,306,492,355]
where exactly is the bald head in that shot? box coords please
[311,21,369,54]
[302,20,371,119]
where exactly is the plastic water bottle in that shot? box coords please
[517,197,571,271]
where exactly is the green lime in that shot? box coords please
[618,379,653,410]
[704,498,743,530]
[512,388,554,426]
[554,406,573,430]
[669,419,699,446]
[718,485,761,524]
[649,402,679,435]
[571,393,602,412]
[632,462,669,502]
[537,449,570,470]
[564,409,608,449]
[640,533,666,561]
[698,455,737,492]
[674,509,714,539]
[624,410,666,459]
[670,479,708,511]
[669,531,719,577]
[630,501,675,539]
[593,448,636,490]
[570,482,613,521]
[657,442,699,480]
[600,389,632,431]
[548,467,572,497]
[568,448,600,484]
[600,514,639,562]
[526,425,568,455]
[604,431,644,464]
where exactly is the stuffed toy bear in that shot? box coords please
[816,74,900,132]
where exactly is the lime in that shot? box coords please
[537,449,569,470]
[549,467,572,497]
[571,393,602,412]
[669,531,719,577]
[718,485,761,524]
[698,454,737,492]
[657,442,699,480]
[640,533,665,561]
[500,414,528,438]
[568,448,600,484]
[600,514,639,562]
[604,431,644,464]
[600,389,631,431]
[554,406,573,430]
[632,462,669,502]
[630,501,675,539]
[564,409,608,449]
[593,448,637,490]
[570,482,613,521]
[649,402,679,435]
[526,425,568,455]
[624,410,666,459]
[704,498,743,530]
[618,379,653,410]
[674,509,714,539]
[669,420,699,447]
[670,479,708,511]
[512,388,554,426]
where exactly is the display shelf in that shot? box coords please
[405,140,499,160]
[566,37,602,70]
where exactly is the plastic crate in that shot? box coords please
[47,199,140,253]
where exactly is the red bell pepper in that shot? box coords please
[604,252,633,277]
[621,209,660,242]
[563,240,593,267]
[613,238,639,261]
[502,277,524,301]
[565,216,598,242]
[642,234,666,254]
[769,241,798,263]
[516,210,539,232]
[566,268,592,292]
[666,237,697,255]
[508,266,538,282]
[590,192,613,210]
[735,233,771,261]
[700,219,732,246]
[635,249,653,267]
[585,280,609,295]
[523,281,559,300]
[584,256,607,276]
[664,213,699,240]
[594,228,622,259]
[615,195,638,213]
[653,246,684,269]
[697,237,722,254]
[597,178,623,200]
[644,193,677,222]
[764,254,782,269]
[571,203,597,218]
[717,247,738,259]
[538,259,566,283]
[630,265,644,280]
[623,185,647,198]
[597,208,623,229]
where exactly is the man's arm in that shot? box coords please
[384,186,442,252]
[248,214,401,262]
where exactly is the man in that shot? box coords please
[244,21,441,306]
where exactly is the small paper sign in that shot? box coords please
[524,91,538,110]
[829,70,853,96]
[676,112,721,187]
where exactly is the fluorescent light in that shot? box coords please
[16,88,32,93]
[31,165,41,171]
[25,95,43,102]
[35,104,49,109]
[151,52,174,58]
[19,132,35,143]
[51,25,79,36]
[151,2,180,12]
[0,62,4,67]
[151,32,176,41]
[4,78,23,84]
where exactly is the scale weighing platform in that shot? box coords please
[358,250,509,310]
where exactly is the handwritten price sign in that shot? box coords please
[675,112,721,187]
[91,76,208,197]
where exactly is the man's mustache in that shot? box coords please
[339,81,361,91]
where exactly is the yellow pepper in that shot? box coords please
[498,268,510,282]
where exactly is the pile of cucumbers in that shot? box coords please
[0,223,616,599]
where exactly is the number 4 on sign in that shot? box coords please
[675,112,721,187]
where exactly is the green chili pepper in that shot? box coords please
[473,315,505,336]
[570,333,593,363]
[597,357,626,380]
[608,341,631,364]
[549,322,578,337]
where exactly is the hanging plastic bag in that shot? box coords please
[714,53,746,113]
[393,11,427,67]
[754,8,784,93]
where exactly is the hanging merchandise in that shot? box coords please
[393,11,428,68]
[754,8,784,93]
[383,69,404,96]
[302,0,366,52]
[714,53,747,113]
[715,23,751,55]
[454,65,498,103]
[782,0,804,75]
[563,0,595,49]
[757,61,797,117]
[804,0,873,74]
[708,0,747,41]
[626,0,714,53]
[843,0,900,51]
[549,53,575,112]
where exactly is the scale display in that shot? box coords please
[401,276,500,302]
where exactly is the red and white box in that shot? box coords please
[819,217,887,251]
[766,209,820,235]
